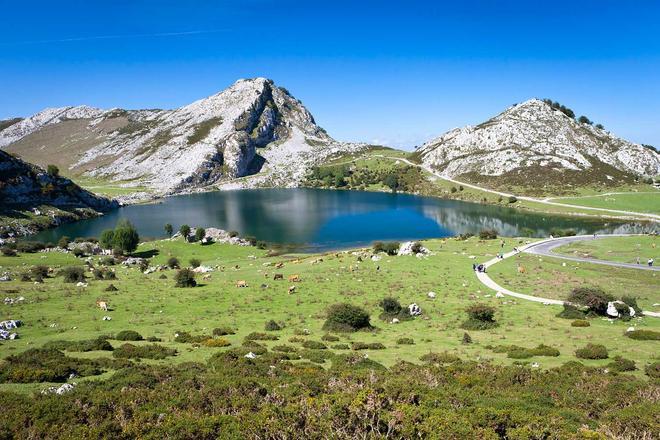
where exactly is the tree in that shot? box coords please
[179,224,191,240]
[46,164,59,177]
[578,115,593,125]
[595,123,604,130]
[57,236,70,249]
[99,229,115,249]
[194,227,206,242]
[383,173,398,192]
[112,219,140,254]
[164,224,173,238]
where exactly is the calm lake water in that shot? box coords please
[32,188,650,251]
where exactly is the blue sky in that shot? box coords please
[1,0,659,149]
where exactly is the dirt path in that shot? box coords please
[474,234,660,317]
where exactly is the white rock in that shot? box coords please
[427,291,436,299]
[244,352,257,359]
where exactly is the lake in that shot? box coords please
[31,188,651,251]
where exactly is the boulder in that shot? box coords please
[427,291,436,299]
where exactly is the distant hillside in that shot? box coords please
[0,78,366,193]
[0,150,117,237]
[414,99,660,191]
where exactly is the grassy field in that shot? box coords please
[2,235,658,397]
[547,192,660,215]
[552,234,659,264]
[74,176,152,197]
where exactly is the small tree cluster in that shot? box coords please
[99,219,140,255]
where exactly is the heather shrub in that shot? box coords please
[302,340,327,350]
[420,352,461,364]
[625,330,660,341]
[212,326,236,336]
[174,268,196,287]
[396,337,414,345]
[112,343,176,360]
[351,342,385,350]
[575,343,608,360]
[203,338,231,348]
[567,287,613,315]
[244,332,278,341]
[60,266,86,283]
[478,229,498,240]
[264,320,282,331]
[557,303,586,319]
[321,334,339,342]
[607,356,636,372]
[166,257,180,269]
[322,303,372,332]
[461,304,498,330]
[571,319,590,327]
[373,241,399,255]
[189,258,201,268]
[115,330,143,341]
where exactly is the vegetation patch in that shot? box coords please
[351,342,385,350]
[322,303,373,332]
[115,330,144,341]
[461,304,498,330]
[112,343,176,360]
[491,344,560,359]
[625,330,660,341]
[0,348,104,383]
[575,343,609,360]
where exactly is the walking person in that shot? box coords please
[649,258,654,267]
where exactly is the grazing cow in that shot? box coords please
[234,265,240,270]
[202,274,211,281]
[517,265,526,274]
[288,274,300,282]
[275,262,284,269]
[288,285,296,294]
[273,273,284,280]
[236,280,248,288]
[96,300,108,311]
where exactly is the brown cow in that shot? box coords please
[275,262,284,269]
[288,285,296,294]
[236,280,248,288]
[288,274,300,282]
[273,273,284,280]
[517,265,526,274]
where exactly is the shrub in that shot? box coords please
[244,332,278,341]
[396,337,414,345]
[645,362,660,379]
[380,296,402,315]
[607,356,636,372]
[115,330,143,341]
[508,196,517,203]
[203,338,231,348]
[420,352,460,364]
[16,241,46,253]
[373,241,400,255]
[72,248,85,257]
[30,264,48,278]
[244,236,257,246]
[571,319,590,327]
[264,320,282,331]
[164,223,173,237]
[1,247,17,257]
[462,304,498,330]
[500,344,560,359]
[625,330,660,341]
[61,266,86,283]
[478,229,498,240]
[174,268,196,287]
[0,348,104,383]
[557,303,586,319]
[112,343,176,360]
[567,287,613,316]
[174,331,210,344]
[212,326,236,336]
[105,283,118,292]
[462,332,472,344]
[300,349,332,364]
[575,343,608,360]
[352,342,385,350]
[272,345,297,353]
[322,303,372,332]
[321,334,339,342]
[19,273,31,282]
[621,296,642,315]
[47,164,59,176]
[189,258,201,268]
[57,236,70,249]
[111,219,140,254]
[256,240,268,249]
[229,230,239,238]
[100,256,116,266]
[332,343,350,350]
[302,340,327,350]
[166,257,180,269]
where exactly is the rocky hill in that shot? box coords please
[0,150,118,237]
[413,99,660,190]
[0,78,366,193]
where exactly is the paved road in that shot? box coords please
[524,234,659,272]
[474,234,660,317]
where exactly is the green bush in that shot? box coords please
[322,303,372,332]
[321,334,339,342]
[203,338,231,348]
[179,224,191,239]
[244,332,278,341]
[557,303,586,319]
[115,330,144,341]
[494,344,560,359]
[332,343,350,350]
[112,343,176,360]
[57,236,70,248]
[264,320,282,331]
[478,229,498,240]
[645,362,660,379]
[30,265,49,278]
[189,258,201,268]
[352,342,385,350]
[607,356,636,372]
[194,227,206,242]
[625,330,660,341]
[462,332,472,344]
[174,331,210,344]
[212,326,236,336]
[373,241,399,255]
[109,219,140,254]
[0,348,103,383]
[575,343,609,360]
[396,337,414,345]
[420,352,461,364]
[272,345,297,353]
[174,268,196,287]
[1,247,17,257]
[302,340,327,350]
[571,319,590,327]
[567,287,613,316]
[508,196,518,203]
[461,304,498,330]
[167,257,180,269]
[60,266,86,283]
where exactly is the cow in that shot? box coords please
[288,274,300,282]
[275,262,284,269]
[202,274,212,281]
[517,265,526,274]
[96,300,108,311]
[273,273,284,280]
[236,280,248,288]
[288,285,296,294]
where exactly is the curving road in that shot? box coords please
[474,234,660,317]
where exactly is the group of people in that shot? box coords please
[473,263,486,273]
